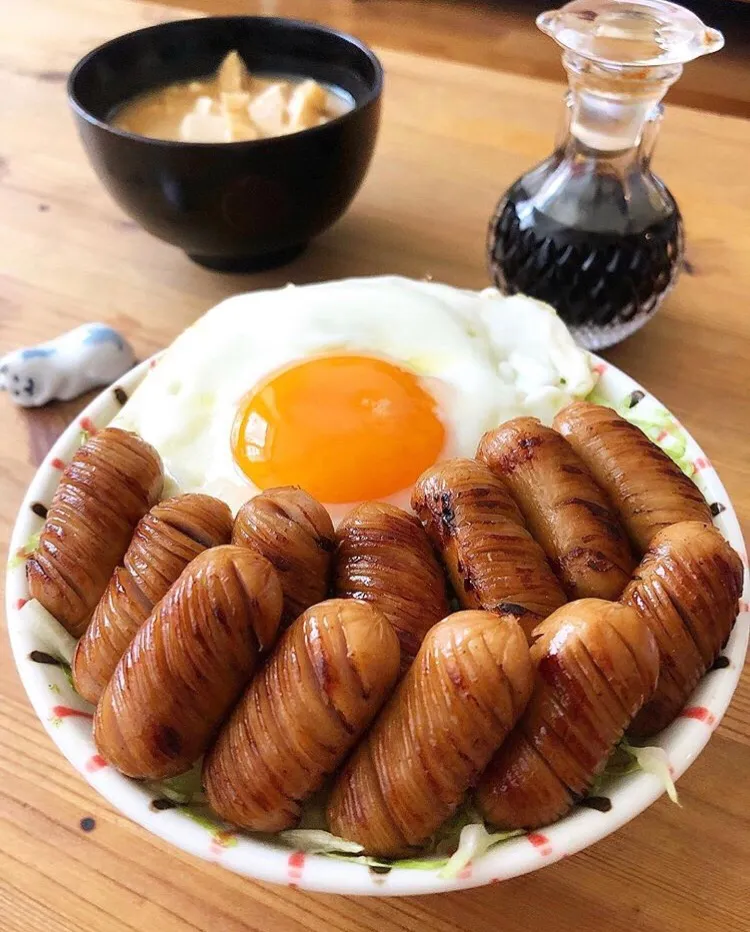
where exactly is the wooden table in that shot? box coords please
[155,0,750,119]
[2,0,749,930]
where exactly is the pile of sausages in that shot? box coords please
[26,399,743,859]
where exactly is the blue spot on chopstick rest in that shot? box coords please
[83,324,126,352]
[0,323,136,407]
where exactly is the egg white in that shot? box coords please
[112,276,595,518]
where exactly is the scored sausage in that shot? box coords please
[553,401,712,554]
[94,546,282,780]
[326,611,533,857]
[334,501,450,669]
[72,493,233,704]
[204,599,400,832]
[475,599,659,830]
[232,486,335,627]
[622,521,743,739]
[478,417,635,601]
[411,458,566,640]
[27,427,163,637]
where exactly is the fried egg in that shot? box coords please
[113,276,594,518]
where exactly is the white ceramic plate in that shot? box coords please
[6,355,749,896]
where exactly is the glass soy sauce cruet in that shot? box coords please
[487,0,724,350]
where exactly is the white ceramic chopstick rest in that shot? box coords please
[0,323,136,408]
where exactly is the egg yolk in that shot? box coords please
[232,355,445,503]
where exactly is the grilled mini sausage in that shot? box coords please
[411,459,566,639]
[476,599,659,830]
[72,494,233,704]
[232,486,335,626]
[553,401,712,554]
[334,501,450,669]
[204,599,400,832]
[94,546,282,780]
[327,611,533,857]
[622,521,743,739]
[477,417,635,600]
[27,428,163,637]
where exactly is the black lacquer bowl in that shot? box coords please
[68,16,383,271]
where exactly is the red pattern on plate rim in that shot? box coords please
[15,597,28,610]
[85,754,108,773]
[208,830,238,857]
[693,456,711,472]
[79,416,97,435]
[527,832,553,857]
[287,850,305,885]
[50,457,66,470]
[679,706,716,726]
[52,705,94,720]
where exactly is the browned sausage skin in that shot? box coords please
[232,486,335,626]
[327,611,533,857]
[94,546,282,780]
[27,428,163,637]
[553,401,712,554]
[477,417,635,600]
[204,599,400,832]
[476,600,658,830]
[411,458,566,640]
[334,501,450,669]
[72,493,233,704]
[622,521,743,738]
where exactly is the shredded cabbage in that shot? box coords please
[149,738,677,872]
[588,739,679,804]
[588,742,640,796]
[156,764,205,804]
[271,803,523,875]
[278,830,364,856]
[620,738,680,805]
[440,824,524,879]
[8,532,40,569]
[274,827,448,870]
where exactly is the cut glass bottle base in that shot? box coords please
[568,311,658,351]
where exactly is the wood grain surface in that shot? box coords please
[1,0,749,929]
[153,0,750,118]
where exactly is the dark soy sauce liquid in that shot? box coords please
[488,178,684,349]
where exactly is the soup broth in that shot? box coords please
[111,51,354,143]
